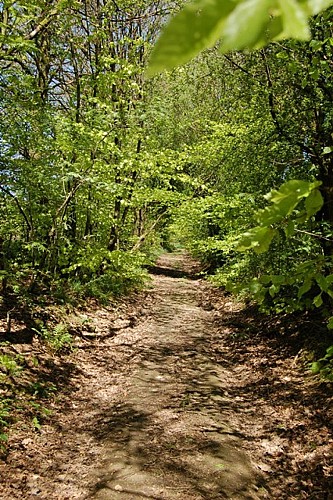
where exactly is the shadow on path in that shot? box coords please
[83,254,265,499]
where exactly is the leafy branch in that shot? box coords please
[236,180,324,253]
[147,0,333,75]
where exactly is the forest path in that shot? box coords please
[73,252,263,500]
[2,252,264,499]
[1,253,332,499]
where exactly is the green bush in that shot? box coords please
[84,250,149,300]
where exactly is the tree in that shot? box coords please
[146,0,333,320]
[0,0,183,298]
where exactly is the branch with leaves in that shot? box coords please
[147,0,333,75]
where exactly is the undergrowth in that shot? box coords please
[0,336,67,456]
[32,323,73,352]
[311,345,333,381]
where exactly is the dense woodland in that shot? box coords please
[1,0,333,447]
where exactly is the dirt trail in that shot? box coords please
[79,254,262,500]
[1,253,332,499]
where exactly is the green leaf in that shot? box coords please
[263,15,284,42]
[298,280,312,298]
[309,39,323,50]
[325,345,333,357]
[306,0,333,15]
[326,275,333,285]
[257,180,322,224]
[147,0,333,75]
[257,203,288,225]
[236,226,277,253]
[269,284,280,297]
[313,293,323,307]
[327,317,333,329]
[272,275,286,285]
[147,0,234,75]
[305,188,323,217]
[316,274,328,292]
[248,279,264,295]
[278,0,310,39]
[220,0,272,52]
[266,180,320,204]
[32,416,41,430]
[257,180,314,224]
[260,275,274,284]
[323,146,333,154]
[311,361,322,374]
[285,219,295,237]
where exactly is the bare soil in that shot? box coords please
[0,253,332,499]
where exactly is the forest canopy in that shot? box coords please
[0,0,332,336]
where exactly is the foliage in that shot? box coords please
[0,354,23,378]
[0,0,332,388]
[148,0,333,74]
[236,180,323,254]
[83,250,150,300]
[0,0,180,303]
[148,0,333,361]
[32,323,73,352]
[0,398,10,453]
[169,194,255,269]
[311,345,333,380]
[0,345,58,454]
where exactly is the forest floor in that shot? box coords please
[0,252,332,499]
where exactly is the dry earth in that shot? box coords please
[0,253,332,499]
